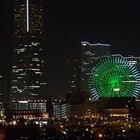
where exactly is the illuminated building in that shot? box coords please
[81,41,110,93]
[52,100,69,119]
[126,56,140,70]
[125,56,140,111]
[11,0,47,112]
[66,56,81,94]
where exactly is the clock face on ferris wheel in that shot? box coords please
[89,55,140,101]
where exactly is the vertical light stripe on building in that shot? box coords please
[26,0,29,32]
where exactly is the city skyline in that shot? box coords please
[1,1,140,138]
[0,0,140,95]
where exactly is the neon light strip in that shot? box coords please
[26,0,29,32]
[81,41,111,46]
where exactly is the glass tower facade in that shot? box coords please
[11,0,47,110]
[81,41,110,93]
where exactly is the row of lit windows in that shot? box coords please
[12,80,47,86]
[12,100,47,103]
[12,83,46,90]
[17,102,46,112]
[32,57,40,62]
[15,48,26,53]
[12,69,24,72]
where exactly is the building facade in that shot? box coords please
[125,56,140,111]
[81,41,110,93]
[52,100,69,119]
[0,75,4,108]
[10,0,47,111]
[66,56,81,94]
[126,56,140,70]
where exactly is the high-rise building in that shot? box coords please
[10,0,47,111]
[81,41,110,93]
[0,75,4,108]
[66,56,81,94]
[126,56,140,70]
[0,65,11,110]
[125,56,140,111]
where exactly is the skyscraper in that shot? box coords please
[81,41,110,93]
[125,56,140,111]
[10,0,47,111]
[66,56,81,94]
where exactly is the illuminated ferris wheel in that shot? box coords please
[89,55,140,101]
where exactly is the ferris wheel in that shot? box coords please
[89,55,140,101]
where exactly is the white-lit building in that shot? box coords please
[52,100,69,119]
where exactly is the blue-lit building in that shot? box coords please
[81,41,110,93]
[10,0,47,112]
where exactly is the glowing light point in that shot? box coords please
[113,88,120,92]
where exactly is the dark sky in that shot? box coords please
[0,0,140,96]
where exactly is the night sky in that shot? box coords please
[0,0,140,96]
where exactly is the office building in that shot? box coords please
[52,100,69,119]
[126,56,140,70]
[81,41,110,93]
[66,56,81,94]
[125,56,140,111]
[10,0,47,111]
